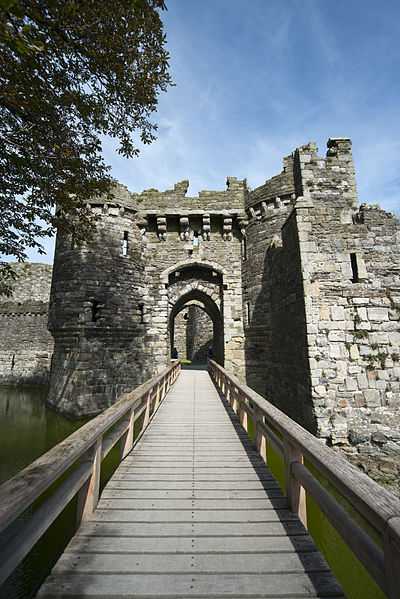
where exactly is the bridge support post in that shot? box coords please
[254,406,266,463]
[120,406,135,460]
[383,516,400,599]
[226,379,231,406]
[238,392,247,431]
[283,438,307,529]
[154,382,161,411]
[76,437,102,527]
[143,390,152,428]
[231,384,238,414]
[167,370,172,391]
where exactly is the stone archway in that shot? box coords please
[169,290,224,365]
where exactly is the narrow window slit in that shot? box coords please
[242,237,247,260]
[91,300,101,322]
[246,301,251,326]
[139,303,144,324]
[350,253,359,283]
[122,231,128,256]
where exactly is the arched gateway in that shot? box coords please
[169,289,224,365]
[164,262,225,365]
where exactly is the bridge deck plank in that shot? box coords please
[37,369,346,598]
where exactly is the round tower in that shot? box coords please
[47,185,151,419]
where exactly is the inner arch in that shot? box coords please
[169,290,224,365]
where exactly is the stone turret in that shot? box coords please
[47,186,151,418]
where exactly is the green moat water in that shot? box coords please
[0,387,387,599]
[253,423,386,599]
[0,386,120,599]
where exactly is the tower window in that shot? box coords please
[246,301,251,325]
[193,231,199,247]
[139,303,144,324]
[242,237,247,260]
[91,300,101,322]
[350,253,359,283]
[122,231,128,256]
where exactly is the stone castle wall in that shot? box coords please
[187,305,213,363]
[132,178,246,378]
[47,198,155,418]
[240,138,400,493]
[1,137,399,493]
[174,305,213,362]
[242,160,296,397]
[0,263,53,385]
[173,310,187,359]
[291,140,400,491]
[45,177,247,417]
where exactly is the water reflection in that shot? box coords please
[0,387,86,485]
[0,386,88,599]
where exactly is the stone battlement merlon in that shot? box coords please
[293,138,358,208]
[134,178,247,213]
[246,194,296,223]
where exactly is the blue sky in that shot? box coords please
[28,0,400,262]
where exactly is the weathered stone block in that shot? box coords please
[367,307,389,322]
[363,389,381,407]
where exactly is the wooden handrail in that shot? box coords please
[210,360,400,599]
[0,359,181,586]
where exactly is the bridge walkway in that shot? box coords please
[38,369,345,598]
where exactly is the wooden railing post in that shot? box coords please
[232,386,238,413]
[238,392,247,431]
[76,437,102,527]
[154,382,161,411]
[174,362,180,381]
[226,379,231,406]
[120,406,135,460]
[161,374,166,399]
[254,406,267,463]
[383,516,400,599]
[143,389,152,428]
[167,370,171,391]
[283,437,307,528]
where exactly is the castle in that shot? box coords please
[1,138,399,491]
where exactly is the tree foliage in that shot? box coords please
[0,0,172,294]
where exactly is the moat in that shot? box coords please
[0,387,119,599]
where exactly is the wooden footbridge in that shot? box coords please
[0,361,399,598]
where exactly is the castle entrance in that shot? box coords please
[165,264,225,366]
[169,291,223,364]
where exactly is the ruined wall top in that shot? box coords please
[0,263,52,306]
[133,177,248,214]
[85,138,375,230]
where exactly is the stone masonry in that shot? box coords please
[47,178,246,418]
[1,138,399,494]
[0,263,53,385]
[242,139,400,495]
[174,305,213,363]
